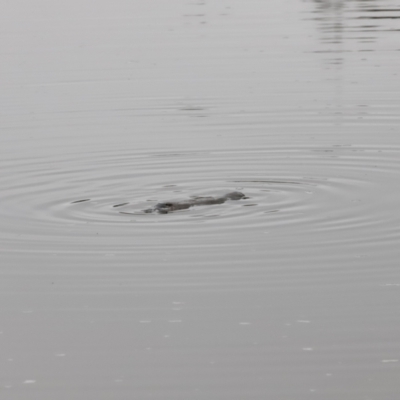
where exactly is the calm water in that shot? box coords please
[1,0,400,399]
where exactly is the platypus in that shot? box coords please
[144,191,245,214]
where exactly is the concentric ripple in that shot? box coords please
[1,145,400,262]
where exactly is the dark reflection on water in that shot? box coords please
[310,0,400,53]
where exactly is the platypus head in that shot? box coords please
[224,191,245,200]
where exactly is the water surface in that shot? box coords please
[1,0,400,399]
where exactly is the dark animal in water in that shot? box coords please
[144,191,245,214]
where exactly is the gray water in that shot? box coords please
[1,0,400,399]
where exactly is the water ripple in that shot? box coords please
[1,145,400,261]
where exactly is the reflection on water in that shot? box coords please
[310,0,400,57]
[307,0,400,124]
